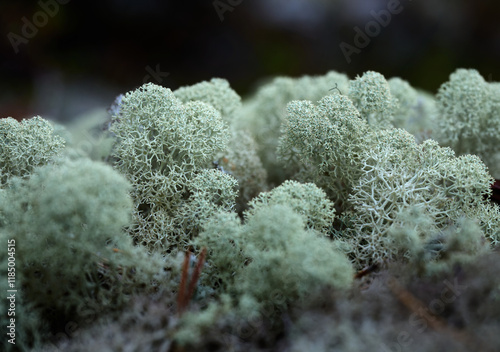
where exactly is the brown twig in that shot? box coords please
[387,275,491,351]
[354,262,379,279]
[387,276,447,332]
[177,247,207,316]
[186,247,207,303]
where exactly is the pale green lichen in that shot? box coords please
[245,180,335,235]
[176,168,238,235]
[2,68,500,351]
[0,116,65,186]
[217,129,268,212]
[240,205,353,308]
[174,77,242,123]
[433,68,500,178]
[195,205,353,310]
[192,210,245,294]
[277,93,369,210]
[62,108,116,161]
[388,77,437,141]
[173,78,267,212]
[109,83,237,254]
[277,84,499,269]
[234,70,350,184]
[345,129,498,268]
[384,206,491,275]
[0,235,45,352]
[0,158,173,327]
[348,70,397,128]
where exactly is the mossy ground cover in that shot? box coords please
[1,69,499,351]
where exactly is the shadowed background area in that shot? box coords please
[1,0,499,121]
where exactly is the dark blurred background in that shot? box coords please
[1,0,499,122]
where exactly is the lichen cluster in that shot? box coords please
[434,69,500,178]
[109,83,237,255]
[1,68,500,351]
[276,70,500,268]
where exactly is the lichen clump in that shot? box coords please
[2,67,500,351]
[109,83,238,255]
[0,116,65,185]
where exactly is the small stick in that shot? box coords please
[177,247,207,316]
[329,83,342,95]
[354,262,379,279]
[186,247,207,306]
[387,276,490,351]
